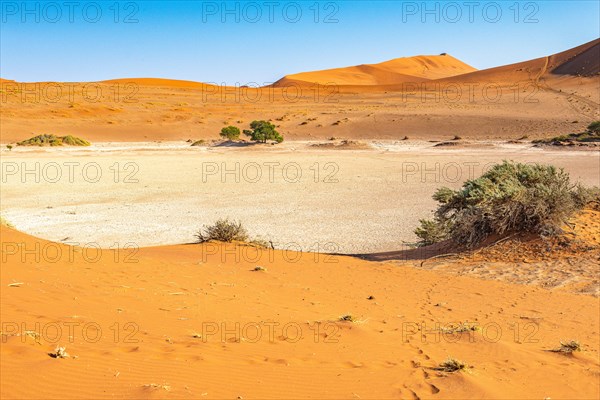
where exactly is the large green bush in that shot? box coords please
[587,121,600,135]
[415,161,599,247]
[243,120,283,143]
[220,126,241,140]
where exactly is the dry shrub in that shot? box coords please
[195,218,249,243]
[415,161,599,247]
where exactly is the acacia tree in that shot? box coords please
[220,126,241,140]
[243,120,283,143]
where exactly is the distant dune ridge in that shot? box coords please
[1,39,597,88]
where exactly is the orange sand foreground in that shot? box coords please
[1,221,599,399]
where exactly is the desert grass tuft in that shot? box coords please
[550,340,582,354]
[434,357,466,372]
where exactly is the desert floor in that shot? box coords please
[1,141,598,253]
[1,221,599,399]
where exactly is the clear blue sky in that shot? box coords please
[1,1,598,83]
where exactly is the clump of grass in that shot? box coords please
[452,135,462,140]
[441,322,479,334]
[6,144,12,151]
[195,218,249,243]
[48,346,69,359]
[415,161,600,247]
[339,314,355,322]
[142,383,171,391]
[191,139,206,146]
[434,357,466,372]
[551,340,581,354]
[17,134,90,147]
[252,266,267,272]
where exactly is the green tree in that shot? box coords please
[587,121,600,135]
[220,126,241,140]
[244,120,284,143]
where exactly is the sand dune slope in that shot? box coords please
[434,38,600,85]
[1,226,599,399]
[274,54,476,86]
[0,40,598,142]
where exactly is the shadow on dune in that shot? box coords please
[349,240,457,262]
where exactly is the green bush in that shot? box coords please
[17,134,90,147]
[414,217,450,246]
[220,126,241,141]
[587,121,600,135]
[415,161,599,247]
[62,135,90,146]
[195,218,249,243]
[244,120,283,143]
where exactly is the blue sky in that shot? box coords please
[1,1,598,83]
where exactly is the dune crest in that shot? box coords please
[273,54,477,86]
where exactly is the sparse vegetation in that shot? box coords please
[587,121,600,134]
[6,145,12,151]
[440,322,480,334]
[48,346,69,359]
[415,161,600,247]
[551,340,582,354]
[533,121,600,146]
[434,358,466,372]
[252,266,267,272]
[191,139,206,146]
[339,314,355,322]
[243,120,283,143]
[220,126,241,141]
[195,218,249,243]
[17,134,90,147]
[142,383,171,391]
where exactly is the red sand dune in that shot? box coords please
[432,38,600,86]
[273,54,477,87]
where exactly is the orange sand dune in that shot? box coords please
[548,38,600,76]
[1,225,599,399]
[433,38,600,86]
[273,54,477,86]
[1,40,598,143]
[100,78,219,89]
